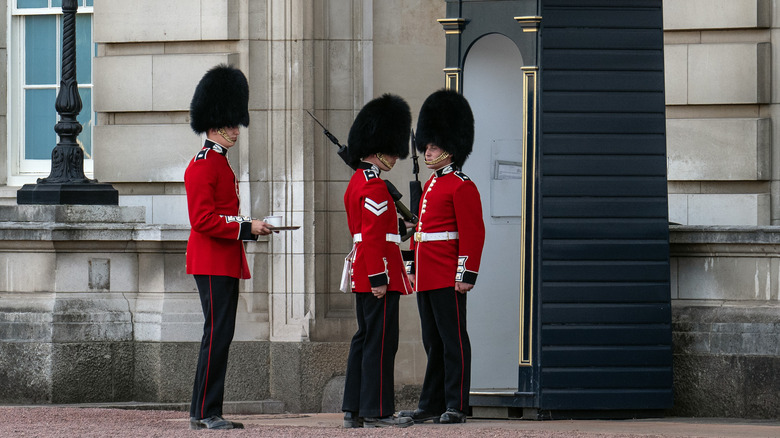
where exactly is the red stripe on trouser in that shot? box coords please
[201,276,214,419]
[454,292,464,411]
[379,295,387,417]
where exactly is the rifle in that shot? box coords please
[306,110,419,229]
[409,130,422,218]
[401,130,423,241]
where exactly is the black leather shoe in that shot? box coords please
[343,411,363,428]
[398,408,441,424]
[189,415,245,430]
[439,408,467,424]
[363,415,414,428]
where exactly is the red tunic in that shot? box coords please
[185,140,256,279]
[344,163,413,294]
[411,164,485,291]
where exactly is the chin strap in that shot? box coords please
[424,151,450,166]
[376,153,395,170]
[217,128,236,146]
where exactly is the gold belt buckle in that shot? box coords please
[414,232,423,242]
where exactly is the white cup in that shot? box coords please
[264,215,283,227]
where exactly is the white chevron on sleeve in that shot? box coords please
[364,197,388,216]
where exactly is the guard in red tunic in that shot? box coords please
[341,94,414,429]
[400,89,485,425]
[185,65,273,430]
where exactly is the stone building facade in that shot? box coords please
[664,0,780,419]
[0,0,778,418]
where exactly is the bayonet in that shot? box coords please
[306,109,419,230]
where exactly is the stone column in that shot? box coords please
[257,0,371,342]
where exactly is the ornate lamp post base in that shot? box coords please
[15,0,119,206]
[17,182,119,205]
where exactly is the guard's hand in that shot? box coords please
[454,282,473,294]
[371,284,387,298]
[407,274,415,287]
[251,219,273,236]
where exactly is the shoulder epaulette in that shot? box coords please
[363,169,379,181]
[194,148,209,162]
[454,171,471,181]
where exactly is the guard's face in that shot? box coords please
[424,143,452,169]
[222,126,240,144]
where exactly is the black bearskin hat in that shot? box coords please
[189,64,250,134]
[415,89,474,168]
[347,94,412,167]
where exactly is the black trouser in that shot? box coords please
[416,286,471,413]
[342,291,401,418]
[190,275,240,420]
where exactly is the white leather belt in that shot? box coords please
[353,233,402,244]
[414,231,459,242]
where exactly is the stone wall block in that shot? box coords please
[671,353,744,417]
[94,124,199,183]
[201,0,240,40]
[152,55,240,111]
[0,115,6,185]
[146,342,196,402]
[327,41,360,110]
[248,0,269,41]
[663,0,770,30]
[671,301,780,418]
[158,294,203,343]
[675,194,769,226]
[688,43,770,105]
[95,53,237,113]
[93,55,153,112]
[0,48,6,116]
[224,342,272,402]
[0,0,6,50]
[664,43,689,103]
[0,343,52,403]
[51,296,133,342]
[328,210,351,254]
[667,118,770,180]
[0,253,56,292]
[269,342,349,413]
[51,342,134,403]
[162,252,194,293]
[54,253,137,293]
[248,41,271,111]
[95,0,238,43]
[676,255,774,299]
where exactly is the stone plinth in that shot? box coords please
[0,205,273,405]
[670,225,780,418]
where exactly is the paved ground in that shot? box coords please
[1,407,779,438]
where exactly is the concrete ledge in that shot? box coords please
[0,222,189,242]
[0,205,145,223]
[670,225,780,245]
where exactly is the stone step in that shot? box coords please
[12,400,286,415]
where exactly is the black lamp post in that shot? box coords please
[17,0,118,205]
